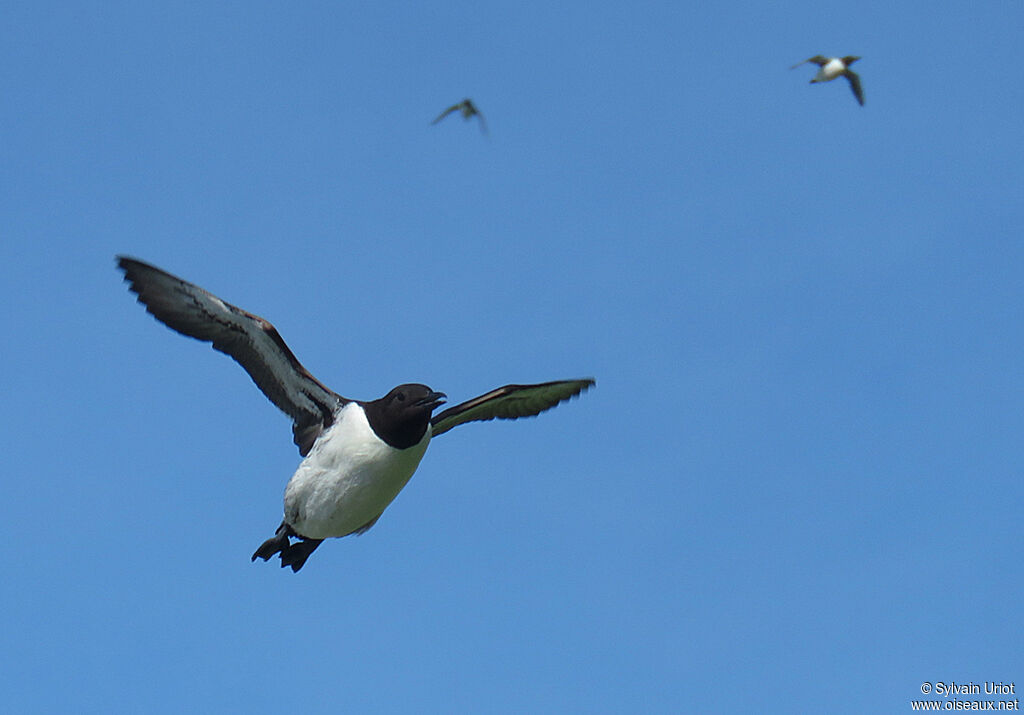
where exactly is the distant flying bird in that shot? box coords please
[432,98,487,134]
[790,55,864,106]
[117,257,593,572]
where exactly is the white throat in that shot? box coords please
[283,403,431,539]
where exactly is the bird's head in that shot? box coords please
[384,384,447,413]
[363,384,447,449]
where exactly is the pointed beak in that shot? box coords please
[416,391,447,411]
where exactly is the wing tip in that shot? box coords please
[115,255,148,298]
[565,377,596,408]
[530,377,596,409]
[115,255,166,293]
[572,377,596,397]
[115,254,136,278]
[115,254,151,273]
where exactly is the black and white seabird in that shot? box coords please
[117,257,593,572]
[431,98,487,134]
[790,55,864,106]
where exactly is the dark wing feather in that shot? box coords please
[790,55,828,69]
[844,71,865,106]
[431,379,594,437]
[117,256,346,456]
[474,109,488,135]
[431,104,460,124]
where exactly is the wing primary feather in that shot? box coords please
[432,104,459,124]
[116,256,346,455]
[790,55,828,69]
[845,71,865,105]
[431,378,594,437]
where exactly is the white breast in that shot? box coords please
[818,58,845,82]
[283,403,431,539]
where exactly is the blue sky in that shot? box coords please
[2,1,1023,712]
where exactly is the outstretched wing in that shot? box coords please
[117,256,346,456]
[790,55,828,69]
[474,108,488,135]
[431,378,594,437]
[431,104,461,124]
[844,71,865,106]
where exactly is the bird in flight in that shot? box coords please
[790,55,864,106]
[117,257,593,571]
[432,98,487,134]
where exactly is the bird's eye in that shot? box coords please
[396,392,405,402]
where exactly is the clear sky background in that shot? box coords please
[2,2,1022,712]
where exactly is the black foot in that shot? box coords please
[280,538,323,573]
[251,522,322,572]
[252,522,294,562]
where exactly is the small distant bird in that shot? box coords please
[117,257,593,572]
[790,55,864,106]
[432,98,487,134]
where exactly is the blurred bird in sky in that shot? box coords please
[791,55,864,106]
[432,98,487,134]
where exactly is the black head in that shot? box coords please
[362,384,447,449]
[842,56,861,66]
